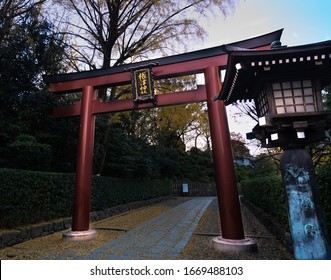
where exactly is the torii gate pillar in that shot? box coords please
[63,85,97,241]
[205,66,257,252]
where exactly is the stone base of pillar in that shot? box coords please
[212,236,257,253]
[62,229,97,241]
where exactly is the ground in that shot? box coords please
[0,197,293,260]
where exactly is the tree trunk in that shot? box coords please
[93,87,118,174]
[93,122,111,175]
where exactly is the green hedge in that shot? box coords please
[0,169,171,228]
[241,171,331,239]
[316,163,331,239]
[90,176,171,210]
[241,176,289,229]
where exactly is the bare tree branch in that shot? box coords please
[50,0,234,80]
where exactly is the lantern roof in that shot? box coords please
[215,39,331,105]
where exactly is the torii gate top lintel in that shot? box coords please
[43,29,283,93]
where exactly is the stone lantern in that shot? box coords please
[215,39,331,259]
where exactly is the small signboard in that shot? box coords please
[131,67,155,106]
[182,183,189,193]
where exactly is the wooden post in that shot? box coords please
[205,66,256,252]
[63,85,97,241]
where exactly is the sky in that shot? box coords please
[204,0,331,48]
[195,0,331,154]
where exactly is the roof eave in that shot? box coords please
[216,39,331,104]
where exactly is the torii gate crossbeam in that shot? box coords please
[43,29,283,251]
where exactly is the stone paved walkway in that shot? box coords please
[83,197,213,259]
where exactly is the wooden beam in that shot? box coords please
[48,55,227,93]
[54,85,207,118]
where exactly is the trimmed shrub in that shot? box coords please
[0,169,171,228]
[316,162,331,239]
[241,171,331,240]
[90,176,171,210]
[241,176,289,229]
[0,169,75,227]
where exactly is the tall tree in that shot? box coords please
[307,85,331,166]
[0,0,46,42]
[0,4,73,171]
[190,103,211,150]
[52,0,234,97]
[230,132,250,160]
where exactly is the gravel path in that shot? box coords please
[0,197,293,260]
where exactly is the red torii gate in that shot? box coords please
[43,29,282,251]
